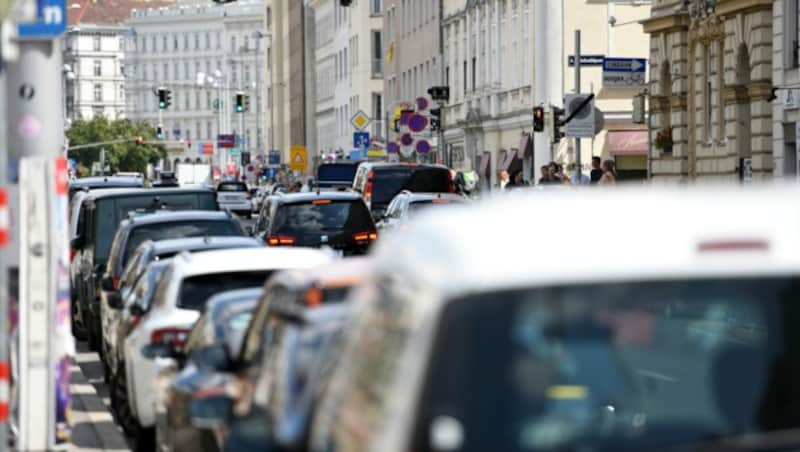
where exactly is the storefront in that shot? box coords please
[607,129,648,181]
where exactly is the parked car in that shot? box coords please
[110,259,172,437]
[187,257,371,452]
[123,247,334,451]
[316,161,363,191]
[71,187,219,352]
[153,288,261,452]
[376,191,469,231]
[253,192,377,255]
[351,162,454,220]
[100,224,253,380]
[216,181,252,217]
[309,187,800,452]
[68,175,144,202]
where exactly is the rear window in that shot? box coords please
[122,220,241,268]
[318,164,360,185]
[218,182,248,192]
[178,271,274,311]
[272,201,374,234]
[408,199,462,215]
[93,193,218,263]
[372,168,451,205]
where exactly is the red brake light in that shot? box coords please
[305,286,323,307]
[448,171,456,193]
[150,328,189,350]
[70,248,78,262]
[431,199,450,204]
[312,199,332,205]
[364,171,374,201]
[267,236,296,246]
[697,240,769,253]
[353,231,378,242]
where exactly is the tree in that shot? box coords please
[66,117,166,175]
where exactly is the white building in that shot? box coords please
[124,1,266,163]
[306,0,384,156]
[774,0,800,179]
[65,4,134,122]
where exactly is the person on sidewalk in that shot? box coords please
[569,163,590,186]
[590,156,604,185]
[506,170,530,190]
[600,160,617,186]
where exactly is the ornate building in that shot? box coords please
[643,0,773,182]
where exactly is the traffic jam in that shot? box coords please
[68,164,800,452]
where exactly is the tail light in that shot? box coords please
[150,327,189,350]
[447,171,456,193]
[305,286,323,307]
[266,235,296,246]
[70,248,78,262]
[353,231,378,242]
[364,171,375,203]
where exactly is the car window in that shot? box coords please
[240,285,290,365]
[151,265,176,309]
[121,220,241,269]
[218,182,248,192]
[272,201,374,234]
[119,248,144,287]
[184,315,211,352]
[369,168,450,205]
[318,164,360,185]
[177,271,273,311]
[406,278,800,452]
[74,202,87,240]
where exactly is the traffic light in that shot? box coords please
[427,86,450,102]
[340,0,352,6]
[156,125,164,140]
[157,87,172,109]
[241,151,251,165]
[235,92,244,113]
[430,108,442,132]
[243,95,251,112]
[549,107,565,144]
[533,106,545,132]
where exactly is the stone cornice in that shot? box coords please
[723,85,750,104]
[642,13,690,34]
[715,0,772,16]
[747,82,774,102]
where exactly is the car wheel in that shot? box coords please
[111,362,140,437]
[134,427,155,452]
[70,298,88,341]
[87,322,101,352]
[101,340,112,383]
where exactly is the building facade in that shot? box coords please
[643,0,774,182]
[124,1,265,163]
[441,0,651,188]
[773,0,800,179]
[306,0,384,156]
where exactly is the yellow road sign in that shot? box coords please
[289,146,307,172]
[350,110,371,131]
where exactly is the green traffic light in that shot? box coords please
[159,101,166,109]
[236,106,243,113]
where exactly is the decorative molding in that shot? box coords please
[723,84,749,104]
[715,0,772,16]
[642,13,690,34]
[747,82,774,102]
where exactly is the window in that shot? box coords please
[93,106,104,117]
[788,0,800,69]
[205,32,210,50]
[267,7,272,29]
[93,60,102,76]
[231,36,237,53]
[173,35,178,51]
[184,34,189,50]
[372,30,382,78]
[195,33,200,50]
[371,0,381,15]
[244,35,250,51]
[162,35,167,52]
[184,93,189,110]
[119,84,124,100]
[245,64,250,84]
[164,63,169,80]
[463,60,467,95]
[196,92,201,110]
[93,84,102,102]
[472,57,476,91]
[93,36,101,51]
[216,31,221,49]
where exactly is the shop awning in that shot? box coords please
[520,133,533,159]
[608,130,648,156]
[479,151,492,177]
[499,149,522,174]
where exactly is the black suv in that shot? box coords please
[253,192,376,255]
[316,161,364,190]
[351,162,454,220]
[71,187,219,350]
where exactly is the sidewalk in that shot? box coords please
[70,342,130,452]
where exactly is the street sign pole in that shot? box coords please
[574,30,582,182]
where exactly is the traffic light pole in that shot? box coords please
[574,30,582,182]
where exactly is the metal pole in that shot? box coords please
[646,88,653,180]
[268,35,275,153]
[438,0,446,166]
[0,20,8,452]
[574,30,582,182]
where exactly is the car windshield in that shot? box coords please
[272,201,373,234]
[318,164,360,184]
[372,168,451,205]
[121,221,241,268]
[178,271,274,311]
[218,183,247,192]
[411,278,800,452]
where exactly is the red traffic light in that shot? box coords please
[533,106,545,132]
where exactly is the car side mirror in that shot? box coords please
[142,342,179,360]
[107,292,124,310]
[189,393,233,429]
[70,236,84,250]
[101,275,115,292]
[191,344,230,372]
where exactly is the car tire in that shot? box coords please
[70,297,88,341]
[111,362,140,437]
[134,427,156,452]
[87,321,101,352]
[101,340,112,383]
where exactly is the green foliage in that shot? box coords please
[66,117,167,174]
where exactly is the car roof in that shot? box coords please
[275,191,363,204]
[148,237,261,255]
[205,288,262,323]
[267,257,373,292]
[120,210,232,227]
[373,186,800,302]
[176,247,334,277]
[357,162,449,171]
[394,192,466,203]
[85,187,215,200]
[69,176,144,188]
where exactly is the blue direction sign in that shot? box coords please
[354,132,370,149]
[602,57,647,87]
[18,0,67,39]
[568,55,605,67]
[217,134,236,148]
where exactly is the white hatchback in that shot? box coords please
[216,181,252,217]
[124,247,334,432]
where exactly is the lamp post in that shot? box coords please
[252,31,274,156]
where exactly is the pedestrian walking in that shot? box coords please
[505,170,529,190]
[538,165,559,185]
[498,170,510,190]
[600,160,617,186]
[590,156,604,184]
[568,163,590,186]
[555,164,571,185]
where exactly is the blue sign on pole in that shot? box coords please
[568,55,606,67]
[602,57,647,87]
[354,132,370,149]
[268,150,281,165]
[18,0,67,38]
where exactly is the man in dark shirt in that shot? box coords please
[590,156,603,184]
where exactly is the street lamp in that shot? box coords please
[62,64,75,129]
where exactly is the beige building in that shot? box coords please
[441,0,651,188]
[773,0,800,179]
[643,0,774,182]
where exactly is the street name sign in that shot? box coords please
[603,57,647,87]
[18,0,66,38]
[568,55,605,67]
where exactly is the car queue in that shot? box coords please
[68,166,800,452]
